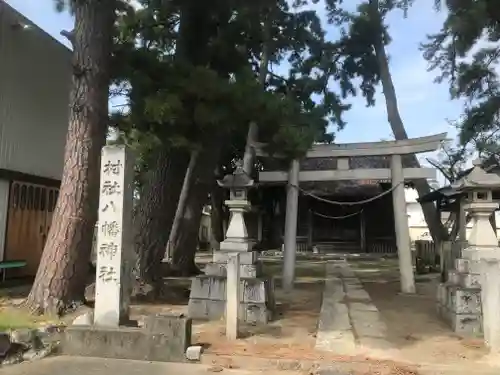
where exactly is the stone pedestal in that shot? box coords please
[188,249,275,324]
[187,164,275,324]
[437,254,483,337]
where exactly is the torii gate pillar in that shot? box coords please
[391,154,416,294]
[283,158,300,292]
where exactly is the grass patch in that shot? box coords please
[349,259,399,270]
[262,259,326,279]
[0,306,62,332]
[0,308,37,331]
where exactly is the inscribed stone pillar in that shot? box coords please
[283,158,300,292]
[480,258,500,351]
[391,154,415,294]
[94,145,135,327]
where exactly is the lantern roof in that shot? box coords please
[217,160,254,188]
[451,159,500,192]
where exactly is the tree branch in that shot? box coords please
[60,29,75,46]
[426,157,453,183]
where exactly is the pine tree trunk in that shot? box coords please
[25,0,115,315]
[170,141,221,275]
[370,0,448,243]
[241,18,270,175]
[132,2,223,285]
[267,201,283,249]
[170,184,208,276]
[210,184,225,250]
[134,148,190,282]
[167,150,199,256]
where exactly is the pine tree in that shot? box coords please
[26,0,119,314]
[423,0,500,159]
[112,0,381,282]
[324,0,448,242]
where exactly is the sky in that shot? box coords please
[5,0,462,182]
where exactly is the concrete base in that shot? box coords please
[62,314,192,363]
[436,257,483,338]
[187,251,275,324]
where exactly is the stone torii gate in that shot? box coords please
[254,133,447,294]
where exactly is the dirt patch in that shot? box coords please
[122,258,325,361]
[203,353,421,375]
[350,259,488,366]
[191,259,324,359]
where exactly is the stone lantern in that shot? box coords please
[217,160,255,252]
[447,158,500,351]
[451,158,500,252]
[187,162,275,325]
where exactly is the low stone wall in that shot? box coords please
[62,314,192,363]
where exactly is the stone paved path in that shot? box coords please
[0,356,302,375]
[315,260,392,356]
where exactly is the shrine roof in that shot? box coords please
[257,154,415,196]
[259,154,394,172]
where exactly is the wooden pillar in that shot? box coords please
[0,180,9,262]
[257,212,263,242]
[391,154,416,294]
[458,197,467,243]
[307,209,313,250]
[360,211,366,252]
[283,159,300,292]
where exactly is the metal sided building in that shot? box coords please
[0,1,70,276]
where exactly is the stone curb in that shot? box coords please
[200,353,323,372]
[200,353,417,372]
[200,353,500,374]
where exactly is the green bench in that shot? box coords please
[0,260,27,282]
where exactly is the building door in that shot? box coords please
[5,181,59,277]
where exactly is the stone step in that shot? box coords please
[188,298,270,324]
[455,258,483,275]
[437,304,483,338]
[190,275,274,304]
[213,251,258,265]
[187,273,276,324]
[437,282,481,314]
[447,270,481,289]
[442,283,481,315]
[455,258,470,273]
[203,262,261,278]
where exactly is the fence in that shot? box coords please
[367,238,397,254]
[296,241,309,253]
[414,240,439,273]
